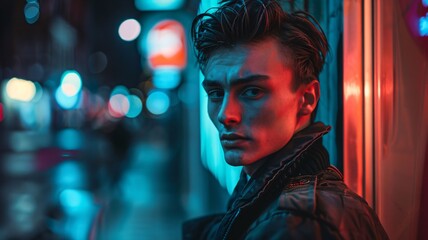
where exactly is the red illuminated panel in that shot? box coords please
[0,103,4,122]
[147,20,187,70]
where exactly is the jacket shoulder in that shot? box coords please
[246,167,389,239]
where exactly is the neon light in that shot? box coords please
[420,13,428,36]
[135,0,184,11]
[152,67,181,89]
[0,103,3,122]
[146,20,187,70]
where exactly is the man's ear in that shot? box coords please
[299,80,320,116]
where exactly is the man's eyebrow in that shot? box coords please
[202,75,270,88]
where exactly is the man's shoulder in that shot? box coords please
[250,166,386,234]
[246,167,389,239]
[276,167,370,216]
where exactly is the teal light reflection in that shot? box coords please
[420,13,428,36]
[199,72,241,194]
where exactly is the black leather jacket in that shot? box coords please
[183,123,389,239]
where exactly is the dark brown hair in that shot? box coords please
[191,0,329,89]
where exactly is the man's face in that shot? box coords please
[202,38,306,174]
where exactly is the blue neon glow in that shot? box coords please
[423,0,428,7]
[146,91,170,115]
[58,189,96,240]
[135,0,184,11]
[55,87,81,109]
[153,68,181,89]
[420,14,428,36]
[126,95,143,118]
[54,161,86,188]
[196,0,242,195]
[59,189,91,208]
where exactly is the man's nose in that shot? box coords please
[218,95,241,127]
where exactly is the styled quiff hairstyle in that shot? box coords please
[191,0,329,89]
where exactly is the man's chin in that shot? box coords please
[223,150,245,166]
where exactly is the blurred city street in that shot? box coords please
[0,0,230,239]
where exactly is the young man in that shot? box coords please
[183,0,389,239]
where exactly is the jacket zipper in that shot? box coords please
[222,208,241,240]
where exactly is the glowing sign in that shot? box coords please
[135,0,184,11]
[146,20,187,70]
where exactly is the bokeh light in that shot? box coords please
[152,67,181,89]
[24,1,40,24]
[147,28,182,58]
[54,161,86,189]
[126,95,143,118]
[60,70,82,97]
[59,189,92,209]
[108,94,130,118]
[55,87,81,110]
[88,51,108,73]
[57,129,83,150]
[420,13,428,36]
[5,77,37,102]
[111,85,129,96]
[146,20,186,70]
[118,19,141,41]
[146,90,170,115]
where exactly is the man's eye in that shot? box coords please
[207,89,224,100]
[241,87,264,98]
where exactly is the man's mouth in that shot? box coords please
[220,133,249,148]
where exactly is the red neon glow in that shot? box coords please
[147,20,187,69]
[0,103,4,122]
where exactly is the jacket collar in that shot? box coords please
[227,122,331,210]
